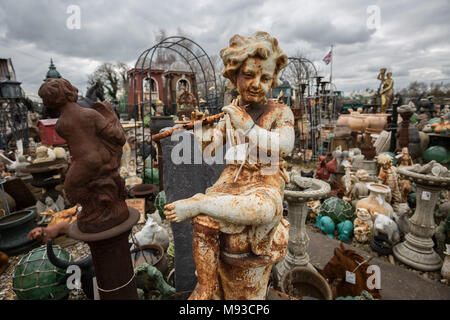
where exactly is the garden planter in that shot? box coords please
[0,209,39,256]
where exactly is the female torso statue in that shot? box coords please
[164,31,294,299]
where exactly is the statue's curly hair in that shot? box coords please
[220,31,287,88]
[377,153,393,166]
[38,78,78,109]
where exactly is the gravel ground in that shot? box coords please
[0,216,175,300]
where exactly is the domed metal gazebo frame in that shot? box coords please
[131,36,221,187]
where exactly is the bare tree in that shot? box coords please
[88,62,130,101]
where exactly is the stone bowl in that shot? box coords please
[284,178,330,203]
[281,266,333,300]
[397,166,450,189]
[0,209,39,256]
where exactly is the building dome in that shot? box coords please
[45,58,61,80]
[168,61,190,72]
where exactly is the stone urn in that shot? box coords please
[393,165,450,271]
[356,183,394,219]
[441,245,450,281]
[275,178,330,281]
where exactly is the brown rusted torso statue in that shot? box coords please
[165,31,293,300]
[38,78,128,233]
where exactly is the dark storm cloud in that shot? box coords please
[0,0,449,95]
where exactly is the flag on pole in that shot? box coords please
[323,50,332,65]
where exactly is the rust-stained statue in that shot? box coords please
[38,78,128,233]
[164,31,293,300]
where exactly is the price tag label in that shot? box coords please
[345,271,356,284]
[421,191,431,201]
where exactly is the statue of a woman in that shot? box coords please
[164,31,293,300]
[380,72,394,113]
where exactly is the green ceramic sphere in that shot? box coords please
[12,245,72,300]
[155,191,166,217]
[423,146,450,164]
[320,197,355,224]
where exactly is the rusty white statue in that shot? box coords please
[164,31,293,300]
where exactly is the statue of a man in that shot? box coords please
[164,31,293,300]
[38,78,128,233]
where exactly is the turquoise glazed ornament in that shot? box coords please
[316,214,335,238]
[337,220,354,243]
[320,197,355,224]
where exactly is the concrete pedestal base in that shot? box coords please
[393,233,442,271]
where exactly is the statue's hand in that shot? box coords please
[164,194,204,223]
[222,103,253,132]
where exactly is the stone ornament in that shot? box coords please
[354,208,373,243]
[373,212,400,244]
[377,153,402,206]
[33,146,56,164]
[38,78,128,233]
[442,245,450,281]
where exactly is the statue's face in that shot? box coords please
[236,57,275,105]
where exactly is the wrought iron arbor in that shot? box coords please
[131,36,221,183]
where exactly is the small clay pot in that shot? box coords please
[280,266,333,300]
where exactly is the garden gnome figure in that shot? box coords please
[164,31,293,300]
[377,153,402,207]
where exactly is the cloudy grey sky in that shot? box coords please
[1,0,449,97]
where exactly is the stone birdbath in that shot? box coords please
[393,163,450,271]
[275,176,330,281]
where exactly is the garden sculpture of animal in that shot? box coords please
[316,214,335,238]
[131,216,170,251]
[392,203,411,236]
[134,263,176,300]
[373,212,400,244]
[337,220,354,243]
[321,242,381,299]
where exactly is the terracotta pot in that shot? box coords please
[280,266,332,300]
[366,114,388,133]
[348,115,368,132]
[336,114,351,127]
[356,183,394,219]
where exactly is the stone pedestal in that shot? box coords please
[275,178,330,281]
[393,167,450,271]
[68,208,140,299]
